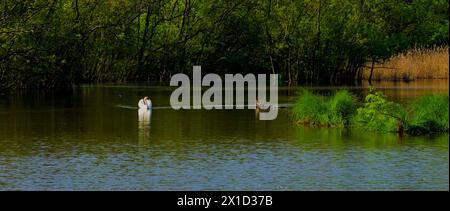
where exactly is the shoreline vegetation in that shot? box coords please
[292,89,449,135]
[363,46,449,82]
[0,0,448,91]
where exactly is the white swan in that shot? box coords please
[138,97,152,109]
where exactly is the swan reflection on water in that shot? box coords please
[138,108,152,146]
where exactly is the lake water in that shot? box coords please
[0,80,448,190]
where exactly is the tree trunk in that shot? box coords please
[368,57,375,85]
[74,0,80,21]
[137,5,152,79]
[288,47,291,84]
[269,55,275,74]
[315,0,322,82]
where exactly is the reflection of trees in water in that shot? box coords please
[138,109,151,146]
[290,126,449,150]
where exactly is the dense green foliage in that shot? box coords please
[292,90,356,126]
[292,89,449,135]
[1,0,448,90]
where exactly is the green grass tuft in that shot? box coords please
[329,90,357,126]
[292,90,329,126]
[406,94,449,135]
[292,90,356,127]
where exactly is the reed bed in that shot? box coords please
[363,46,449,81]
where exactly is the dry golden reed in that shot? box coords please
[363,46,449,81]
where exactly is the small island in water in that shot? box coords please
[0,0,448,191]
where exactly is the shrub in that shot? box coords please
[352,90,406,133]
